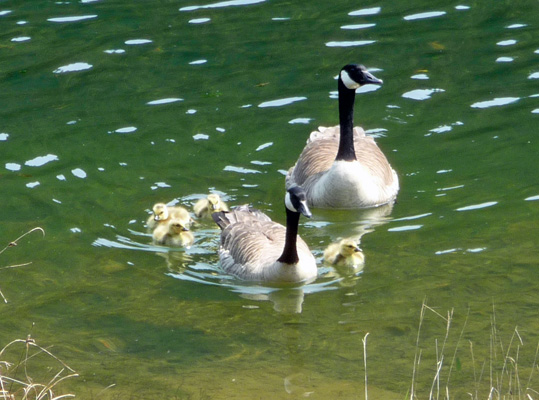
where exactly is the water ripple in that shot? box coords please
[404,11,446,21]
[180,0,265,12]
[496,39,517,46]
[11,37,31,42]
[93,236,167,252]
[193,133,209,140]
[125,39,152,45]
[393,213,432,222]
[110,126,137,134]
[223,165,261,174]
[53,62,93,74]
[430,125,452,134]
[25,154,59,167]
[147,98,183,105]
[388,225,423,232]
[5,163,21,172]
[289,118,312,124]
[402,88,445,100]
[496,57,514,63]
[258,97,306,108]
[72,168,87,179]
[151,182,171,190]
[470,97,520,109]
[104,49,125,54]
[255,142,273,151]
[47,15,97,23]
[325,40,375,47]
[411,73,429,80]
[438,185,464,192]
[189,18,211,24]
[341,23,376,30]
[456,201,498,211]
[348,7,381,16]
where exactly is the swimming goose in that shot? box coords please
[146,203,192,231]
[193,194,229,219]
[323,238,364,268]
[212,186,317,283]
[285,64,399,208]
[152,217,194,247]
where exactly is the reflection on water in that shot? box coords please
[2,0,539,397]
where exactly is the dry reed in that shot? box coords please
[407,300,539,400]
[0,227,45,303]
[0,336,77,399]
[1,227,77,399]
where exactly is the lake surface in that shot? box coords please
[1,0,538,398]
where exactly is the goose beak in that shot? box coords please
[364,71,383,85]
[354,247,362,252]
[298,201,312,218]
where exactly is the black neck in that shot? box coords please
[277,208,300,264]
[335,79,357,161]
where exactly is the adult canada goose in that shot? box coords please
[193,194,229,219]
[323,238,364,268]
[212,186,317,283]
[146,203,192,231]
[152,217,194,247]
[286,64,399,209]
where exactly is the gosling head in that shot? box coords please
[340,64,383,90]
[285,186,312,218]
[169,218,190,234]
[207,194,223,210]
[339,238,362,257]
[152,203,169,221]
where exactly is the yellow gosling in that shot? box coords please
[152,218,194,248]
[193,194,229,219]
[323,238,364,268]
[146,203,193,231]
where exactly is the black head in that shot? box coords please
[340,64,383,89]
[285,186,312,218]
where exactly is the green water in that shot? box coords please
[1,0,538,398]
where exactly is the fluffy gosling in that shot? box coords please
[193,194,229,219]
[152,218,194,248]
[146,203,192,231]
[323,238,364,268]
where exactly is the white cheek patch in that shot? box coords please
[341,70,360,89]
[285,192,297,212]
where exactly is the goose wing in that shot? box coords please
[286,126,396,188]
[219,219,286,278]
[212,204,271,230]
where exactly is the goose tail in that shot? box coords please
[211,211,231,230]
